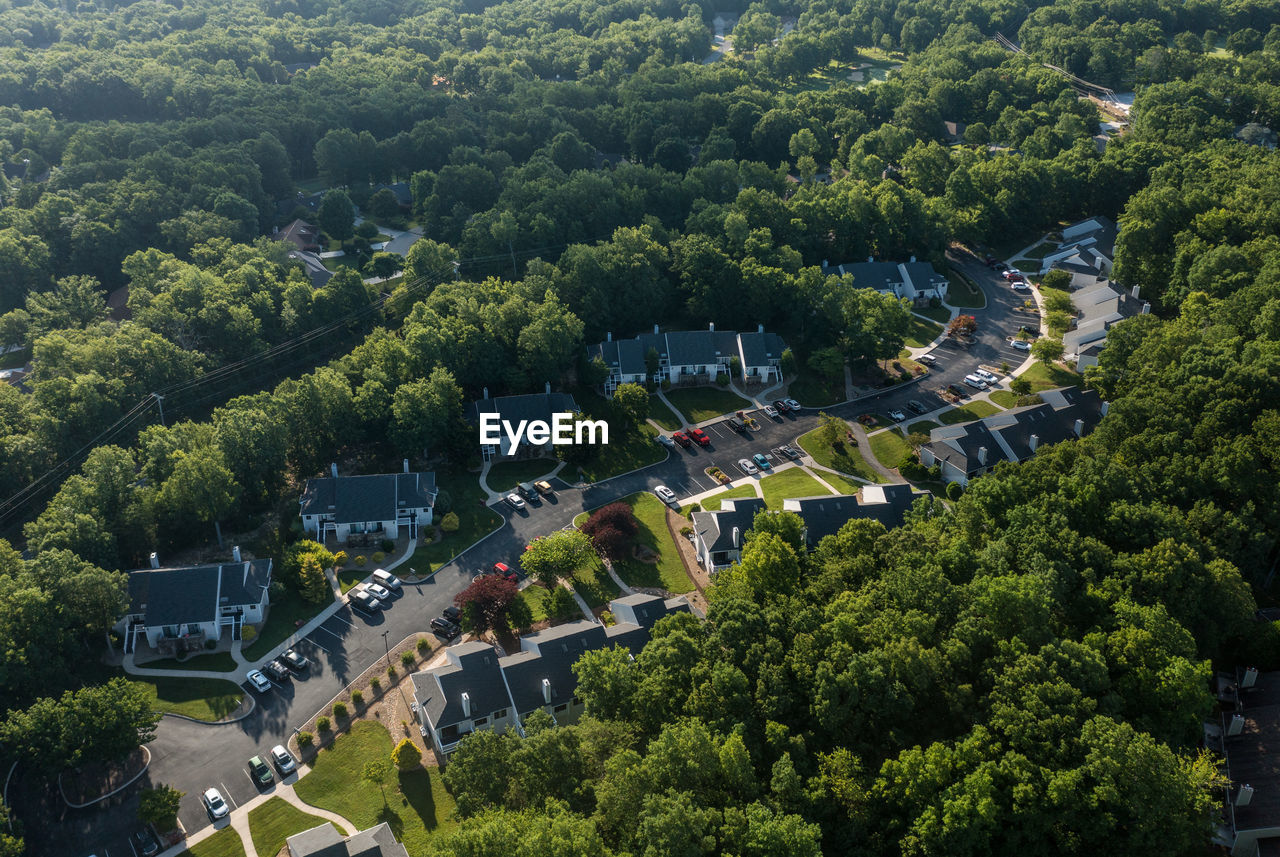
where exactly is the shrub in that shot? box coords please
[351,689,364,707]
[929,296,942,308]
[715,372,730,386]
[441,511,460,533]
[685,503,701,515]
[139,785,184,832]
[371,551,385,564]
[392,737,422,770]
[547,585,579,621]
[680,525,693,536]
[380,538,395,553]
[370,677,381,694]
[298,731,313,748]
[240,626,256,642]
[355,555,367,566]
[333,550,348,566]
[387,665,397,679]
[660,378,671,391]
[400,650,415,668]
[317,716,331,732]
[946,481,964,501]
[204,639,217,650]
[417,637,431,655]
[333,702,348,719]
[600,610,616,627]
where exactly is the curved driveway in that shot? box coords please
[45,258,1024,857]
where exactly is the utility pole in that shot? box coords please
[154,392,166,427]
[382,629,391,668]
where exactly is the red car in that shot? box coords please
[492,562,518,582]
[672,431,692,448]
[1002,269,1024,282]
[688,427,710,446]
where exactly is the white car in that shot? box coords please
[371,568,401,590]
[783,398,801,411]
[270,744,296,774]
[963,374,988,390]
[917,354,937,365]
[654,485,677,505]
[203,787,229,819]
[505,493,526,511]
[738,458,758,475]
[1011,281,1030,291]
[1010,339,1032,351]
[763,406,779,419]
[246,669,271,693]
[974,368,999,384]
[366,582,392,602]
[888,409,906,421]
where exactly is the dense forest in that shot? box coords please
[1,0,1279,852]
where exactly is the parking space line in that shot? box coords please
[221,783,237,809]
[328,613,355,628]
[313,624,343,641]
[305,636,330,653]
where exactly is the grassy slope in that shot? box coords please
[486,458,559,489]
[133,676,244,721]
[797,428,886,484]
[243,588,334,660]
[662,386,751,422]
[248,798,335,857]
[406,468,503,575]
[759,468,832,510]
[699,484,758,511]
[939,401,1001,425]
[609,493,694,594]
[180,827,246,857]
[868,430,912,468]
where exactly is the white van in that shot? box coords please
[371,568,401,590]
[963,374,988,390]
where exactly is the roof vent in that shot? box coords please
[149,552,160,569]
[1243,667,1259,689]
[1029,434,1039,452]
[1236,784,1255,807]
[1228,713,1245,737]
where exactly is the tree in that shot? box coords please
[612,383,649,428]
[1040,269,1071,291]
[807,347,844,382]
[442,729,513,816]
[390,367,464,456]
[367,188,401,221]
[297,553,331,604]
[455,574,518,633]
[842,290,912,365]
[1031,338,1065,366]
[156,448,240,547]
[404,238,457,289]
[738,532,802,597]
[0,678,160,771]
[139,785,184,832]
[0,796,22,857]
[25,275,107,340]
[1010,377,1032,396]
[581,502,639,561]
[318,190,355,245]
[816,412,848,449]
[392,738,422,771]
[519,530,594,586]
[947,315,978,338]
[363,758,393,806]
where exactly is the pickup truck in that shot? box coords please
[688,427,711,446]
[672,431,692,448]
[726,417,748,434]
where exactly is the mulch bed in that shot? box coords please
[59,747,148,806]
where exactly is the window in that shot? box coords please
[494,709,508,719]
[474,716,488,726]
[554,704,568,713]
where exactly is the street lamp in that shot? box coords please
[382,629,391,667]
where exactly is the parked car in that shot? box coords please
[688,427,710,446]
[366,582,393,602]
[246,669,271,692]
[657,434,675,449]
[783,398,801,411]
[778,445,802,460]
[918,354,937,365]
[203,788,230,819]
[371,568,401,591]
[763,405,779,419]
[907,400,928,414]
[1010,338,1032,351]
[974,368,998,384]
[1011,280,1030,291]
[727,417,748,434]
[947,383,968,397]
[132,827,160,857]
[983,254,999,267]
[1002,269,1024,282]
[442,605,462,624]
[281,649,309,671]
[534,480,554,495]
[516,483,537,501]
[752,453,772,471]
[270,744,296,775]
[493,562,518,582]
[888,409,906,421]
[505,492,526,511]
[431,617,460,639]
[349,588,382,613]
[262,660,290,682]
[672,431,692,448]
[654,485,677,505]
[773,399,790,413]
[737,458,758,475]
[963,374,989,390]
[248,755,273,788]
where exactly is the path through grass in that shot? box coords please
[797,428,885,483]
[180,826,246,857]
[663,386,751,422]
[248,797,335,857]
[939,401,1001,424]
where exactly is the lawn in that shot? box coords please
[248,798,338,857]
[868,429,912,468]
[609,493,693,594]
[905,420,941,434]
[571,556,622,609]
[571,389,666,483]
[133,676,245,721]
[180,827,246,857]
[787,370,845,407]
[487,458,558,489]
[700,484,757,512]
[294,721,456,854]
[904,316,944,348]
[648,399,684,431]
[137,652,238,672]
[945,270,986,309]
[1019,361,1081,392]
[516,584,549,624]
[989,390,1020,408]
[662,386,751,423]
[404,468,503,576]
[759,468,833,510]
[939,401,1001,424]
[821,471,866,495]
[243,587,334,660]
[915,305,952,324]
[797,427,886,483]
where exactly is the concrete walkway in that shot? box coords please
[561,579,597,622]
[160,781,354,857]
[799,464,843,495]
[601,559,634,595]
[655,389,687,427]
[846,421,898,482]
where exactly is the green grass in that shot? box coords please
[648,399,684,431]
[939,401,1001,424]
[517,584,549,624]
[945,270,986,309]
[787,370,845,407]
[322,254,363,273]
[137,652,238,672]
[337,567,370,593]
[572,389,666,483]
[700,484,758,511]
[868,429,912,468]
[180,827,246,857]
[243,587,334,661]
[662,386,751,423]
[914,305,952,324]
[405,468,503,576]
[989,390,1019,408]
[904,316,944,348]
[821,471,866,495]
[797,427,886,483]
[609,493,694,594]
[487,457,558,489]
[573,511,589,528]
[248,798,337,857]
[759,468,833,510]
[571,556,621,608]
[1019,361,1081,392]
[133,676,244,721]
[294,721,456,853]
[905,420,941,434]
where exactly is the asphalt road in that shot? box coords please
[43,261,1025,857]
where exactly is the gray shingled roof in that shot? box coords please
[465,392,579,426]
[784,484,919,545]
[126,559,272,628]
[501,622,607,715]
[691,498,766,554]
[830,260,902,290]
[299,473,436,523]
[287,822,408,857]
[413,642,511,731]
[737,331,786,367]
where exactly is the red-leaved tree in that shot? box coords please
[581,502,639,561]
[454,574,518,633]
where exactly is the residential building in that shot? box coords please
[919,386,1106,486]
[367,182,412,210]
[820,256,949,305]
[690,497,766,571]
[585,325,786,395]
[287,249,334,289]
[465,386,580,460]
[1040,216,1118,278]
[1209,668,1280,855]
[276,219,322,253]
[287,822,408,857]
[412,594,689,757]
[299,463,436,543]
[943,120,967,144]
[117,553,272,655]
[1062,280,1149,370]
[782,483,924,548]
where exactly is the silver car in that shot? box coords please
[270,744,296,774]
[202,787,229,819]
[366,582,392,602]
[371,568,401,590]
[654,485,677,505]
[738,458,758,475]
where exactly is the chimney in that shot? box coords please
[1244,667,1259,689]
[909,255,916,263]
[1236,784,1255,807]
[403,458,410,474]
[606,331,612,342]
[1130,285,1140,299]
[867,255,874,263]
[1073,418,1085,437]
[483,386,489,399]
[542,678,552,704]
[709,322,715,331]
[330,462,338,477]
[232,545,242,562]
[461,692,471,718]
[732,527,740,548]
[653,323,659,334]
[149,552,160,569]
[545,381,552,395]
[1141,301,1150,315]
[977,447,988,466]
[1029,434,1039,452]
[1101,401,1110,416]
[822,258,829,268]
[1229,713,1245,737]
[757,323,764,333]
